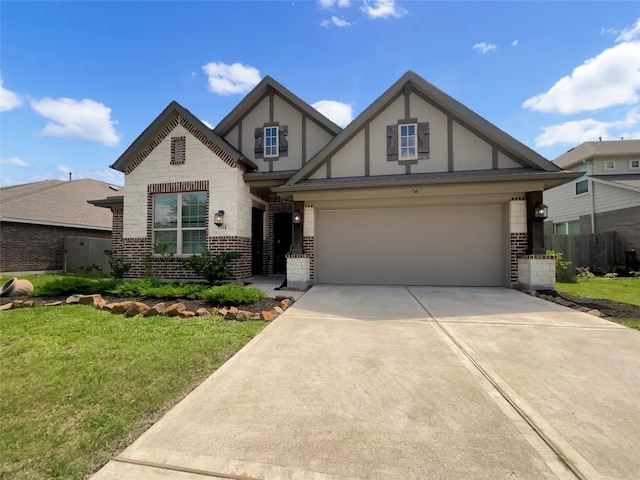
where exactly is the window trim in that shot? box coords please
[630,159,640,170]
[604,160,616,171]
[264,126,279,158]
[153,192,207,256]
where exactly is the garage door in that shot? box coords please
[316,205,506,286]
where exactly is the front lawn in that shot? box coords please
[0,306,265,479]
[556,277,640,306]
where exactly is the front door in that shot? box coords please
[251,208,264,276]
[273,212,292,273]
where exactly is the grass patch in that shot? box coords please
[556,277,640,306]
[0,306,265,479]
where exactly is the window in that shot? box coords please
[171,136,186,165]
[386,122,429,162]
[399,123,417,159]
[264,126,278,157]
[604,160,616,170]
[553,221,580,235]
[254,125,288,159]
[574,166,589,195]
[153,192,206,255]
[630,159,640,170]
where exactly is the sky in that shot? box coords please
[1,1,639,188]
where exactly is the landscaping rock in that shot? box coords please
[21,300,35,308]
[587,309,602,317]
[110,301,134,315]
[0,303,13,310]
[125,302,150,317]
[274,306,284,314]
[145,302,167,317]
[280,299,291,310]
[209,307,220,316]
[195,308,210,317]
[79,294,103,306]
[236,311,249,321]
[577,306,590,313]
[217,308,228,317]
[250,312,261,320]
[225,306,239,320]
[179,310,195,318]
[44,301,64,307]
[12,300,23,308]
[274,295,291,302]
[260,310,274,321]
[522,290,537,296]
[66,295,81,304]
[164,303,186,317]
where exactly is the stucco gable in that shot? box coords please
[111,101,256,175]
[285,71,560,188]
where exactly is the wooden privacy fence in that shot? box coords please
[64,236,112,275]
[544,232,617,271]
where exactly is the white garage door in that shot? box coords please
[316,205,506,286]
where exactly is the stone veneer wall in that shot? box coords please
[517,254,556,290]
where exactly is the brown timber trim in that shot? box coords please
[526,191,545,254]
[291,200,304,254]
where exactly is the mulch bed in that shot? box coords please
[546,291,640,320]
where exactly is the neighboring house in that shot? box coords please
[544,140,640,261]
[0,178,118,274]
[90,71,578,289]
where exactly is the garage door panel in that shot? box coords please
[316,206,505,286]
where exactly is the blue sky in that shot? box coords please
[1,1,639,187]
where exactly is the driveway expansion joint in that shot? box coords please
[112,456,262,480]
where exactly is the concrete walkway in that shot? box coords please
[92,286,640,480]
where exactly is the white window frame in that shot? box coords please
[604,160,616,171]
[630,159,640,170]
[398,123,418,160]
[574,166,589,196]
[264,126,278,158]
[153,192,207,255]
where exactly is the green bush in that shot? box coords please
[31,277,121,297]
[199,284,265,305]
[107,278,208,299]
[182,251,241,285]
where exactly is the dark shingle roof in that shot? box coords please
[0,178,119,229]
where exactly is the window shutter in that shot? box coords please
[254,128,264,159]
[279,125,288,157]
[418,122,430,159]
[387,124,398,162]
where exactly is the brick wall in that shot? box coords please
[0,221,111,273]
[510,233,528,285]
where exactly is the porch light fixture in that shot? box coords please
[292,210,302,224]
[214,210,225,226]
[534,202,548,220]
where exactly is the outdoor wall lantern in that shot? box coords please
[292,210,302,224]
[534,202,548,220]
[214,210,225,226]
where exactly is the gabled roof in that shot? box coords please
[590,174,640,192]
[552,140,640,169]
[214,76,342,137]
[111,101,257,173]
[0,178,119,230]
[283,71,560,189]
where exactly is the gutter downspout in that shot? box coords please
[583,158,595,234]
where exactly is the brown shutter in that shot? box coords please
[279,125,288,157]
[254,127,264,158]
[418,122,430,159]
[387,124,398,162]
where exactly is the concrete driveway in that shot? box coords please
[93,286,640,480]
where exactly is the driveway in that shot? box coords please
[93,286,640,480]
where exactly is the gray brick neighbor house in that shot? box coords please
[91,71,580,290]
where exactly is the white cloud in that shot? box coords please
[511,39,519,47]
[522,42,640,114]
[202,62,262,95]
[0,156,30,167]
[319,0,351,8]
[0,77,23,112]
[30,97,121,146]
[601,27,618,36]
[533,107,640,148]
[616,17,640,42]
[312,100,353,127]
[361,0,406,19]
[321,16,351,27]
[472,42,497,54]
[57,164,72,175]
[200,119,214,129]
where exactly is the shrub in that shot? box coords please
[576,266,596,280]
[199,284,265,305]
[106,250,131,279]
[182,251,241,285]
[547,250,575,283]
[32,277,121,297]
[107,278,208,299]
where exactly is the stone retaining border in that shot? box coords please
[0,294,295,322]
[521,289,602,317]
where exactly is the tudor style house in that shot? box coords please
[91,71,579,290]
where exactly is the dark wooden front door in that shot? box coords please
[273,212,292,273]
[251,208,264,276]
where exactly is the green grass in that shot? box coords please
[0,306,265,479]
[556,277,640,306]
